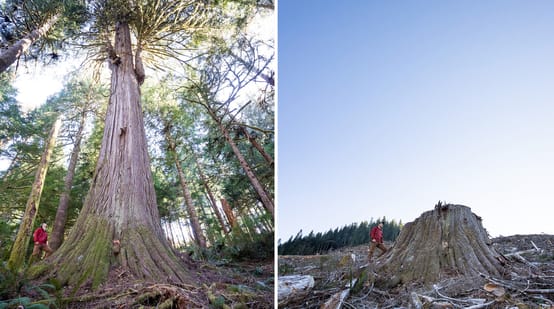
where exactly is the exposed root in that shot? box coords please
[65,281,208,308]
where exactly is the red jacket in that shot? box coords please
[370,226,383,243]
[33,227,48,244]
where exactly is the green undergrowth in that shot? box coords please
[184,230,274,263]
[218,230,274,262]
[0,262,63,309]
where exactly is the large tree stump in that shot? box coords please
[379,204,506,286]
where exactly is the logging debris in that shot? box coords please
[278,234,554,308]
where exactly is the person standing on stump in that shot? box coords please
[368,221,387,261]
[29,223,53,264]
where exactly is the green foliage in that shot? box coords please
[218,228,273,262]
[0,263,61,308]
[0,0,88,67]
[0,220,17,260]
[278,218,403,255]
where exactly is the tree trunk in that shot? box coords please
[50,112,87,250]
[0,14,60,74]
[217,120,274,216]
[238,207,255,242]
[177,217,189,246]
[198,202,217,245]
[164,129,207,248]
[167,221,176,249]
[191,148,230,233]
[220,198,236,228]
[240,126,273,167]
[255,203,273,232]
[7,117,61,271]
[31,22,192,288]
[379,204,506,286]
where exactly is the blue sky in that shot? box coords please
[277,1,554,242]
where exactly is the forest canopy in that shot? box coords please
[278,218,402,256]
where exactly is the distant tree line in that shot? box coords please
[278,218,403,255]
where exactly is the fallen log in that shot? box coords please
[278,275,315,305]
[503,240,542,258]
[480,273,554,294]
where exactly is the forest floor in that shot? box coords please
[278,234,554,308]
[14,257,274,308]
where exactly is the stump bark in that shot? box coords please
[379,204,506,285]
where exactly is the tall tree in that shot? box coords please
[190,147,230,233]
[183,33,275,217]
[31,0,251,287]
[0,0,86,73]
[8,116,61,271]
[238,125,273,167]
[41,19,189,286]
[0,13,59,73]
[164,125,207,248]
[50,79,104,250]
[142,79,210,248]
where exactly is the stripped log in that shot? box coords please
[278,275,315,306]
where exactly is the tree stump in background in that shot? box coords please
[378,204,506,286]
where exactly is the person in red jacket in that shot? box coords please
[30,223,53,263]
[368,221,387,261]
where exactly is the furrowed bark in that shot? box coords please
[29,22,192,288]
[379,204,506,286]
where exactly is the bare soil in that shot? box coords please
[279,234,554,308]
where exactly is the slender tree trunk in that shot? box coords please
[175,160,207,248]
[177,217,188,246]
[238,208,255,242]
[0,14,60,74]
[185,218,195,244]
[252,204,271,232]
[216,119,274,216]
[191,148,230,233]
[50,112,87,250]
[256,203,273,231]
[240,126,273,167]
[220,198,236,228]
[167,221,177,249]
[198,203,216,245]
[33,22,192,288]
[177,217,190,246]
[163,129,207,248]
[8,117,61,271]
